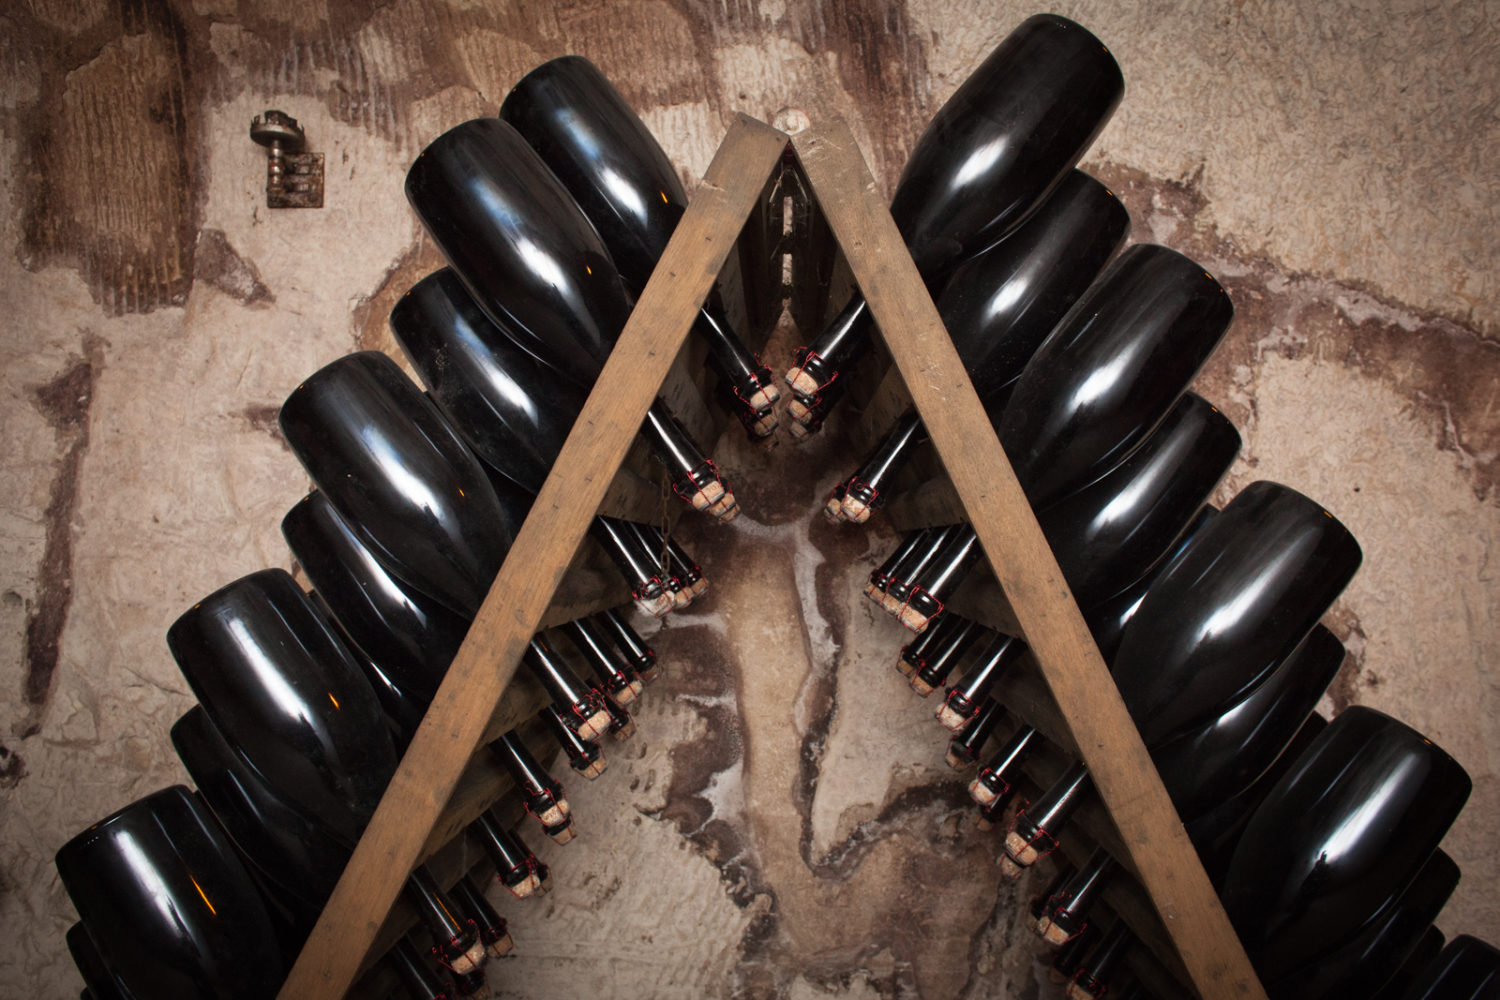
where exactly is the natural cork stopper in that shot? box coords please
[787,368,821,398]
[576,710,612,741]
[1004,831,1041,868]
[936,702,971,732]
[449,939,487,975]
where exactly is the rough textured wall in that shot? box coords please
[1,1,1496,997]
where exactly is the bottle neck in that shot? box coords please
[913,617,983,695]
[561,618,639,701]
[947,698,1002,767]
[524,637,602,726]
[842,410,927,518]
[788,295,873,400]
[695,306,777,416]
[404,866,480,973]
[942,634,1025,727]
[972,724,1040,808]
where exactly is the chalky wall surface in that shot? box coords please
[1,2,1496,997]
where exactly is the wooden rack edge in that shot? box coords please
[787,118,1267,1000]
[276,114,791,1000]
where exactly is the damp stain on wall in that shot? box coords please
[17,339,104,741]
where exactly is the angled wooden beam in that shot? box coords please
[789,117,1268,1000]
[277,113,790,1000]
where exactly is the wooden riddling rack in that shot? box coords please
[279,116,1268,1000]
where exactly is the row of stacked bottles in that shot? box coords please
[52,12,1498,1000]
[795,14,1496,1000]
[53,53,755,1000]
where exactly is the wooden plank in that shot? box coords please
[790,118,1267,1000]
[277,114,790,1000]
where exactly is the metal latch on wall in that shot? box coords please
[250,110,324,209]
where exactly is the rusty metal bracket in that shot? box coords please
[250,110,324,209]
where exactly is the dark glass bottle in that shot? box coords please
[1184,713,1328,887]
[912,615,984,696]
[899,527,983,633]
[541,704,607,780]
[1049,923,1099,985]
[898,610,952,678]
[55,787,286,1000]
[168,570,398,846]
[282,490,462,715]
[67,921,132,1000]
[171,705,352,913]
[278,351,513,618]
[491,729,575,843]
[787,14,1124,400]
[499,55,779,427]
[559,617,643,704]
[970,724,1040,811]
[999,244,1235,509]
[167,575,486,974]
[904,392,1237,640]
[591,517,674,619]
[946,698,1001,769]
[524,634,610,740]
[1036,848,1115,946]
[1002,762,1092,875]
[786,377,847,440]
[1003,621,1335,875]
[1368,927,1445,1000]
[471,810,549,898]
[880,524,965,615]
[406,868,483,975]
[644,523,708,599]
[1265,849,1459,1000]
[1068,921,1132,1000]
[1397,935,1500,1000]
[449,876,514,960]
[1111,481,1362,749]
[1221,707,1471,983]
[391,267,587,497]
[1150,625,1345,823]
[868,529,927,600]
[837,410,926,524]
[602,692,637,741]
[388,936,454,1000]
[1080,505,1217,664]
[620,519,686,609]
[938,633,1027,730]
[943,170,1130,403]
[1036,393,1240,609]
[829,168,1130,504]
[404,117,735,518]
[595,608,658,683]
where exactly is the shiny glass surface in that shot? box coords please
[170,706,349,909]
[1398,935,1500,1000]
[1150,625,1345,822]
[167,568,399,848]
[938,169,1129,400]
[391,268,587,495]
[1038,393,1240,609]
[279,351,512,618]
[500,55,778,413]
[1109,481,1361,747]
[1267,849,1459,1000]
[1221,707,1472,980]
[999,244,1234,508]
[890,14,1123,278]
[283,491,469,720]
[55,786,284,999]
[405,116,630,384]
